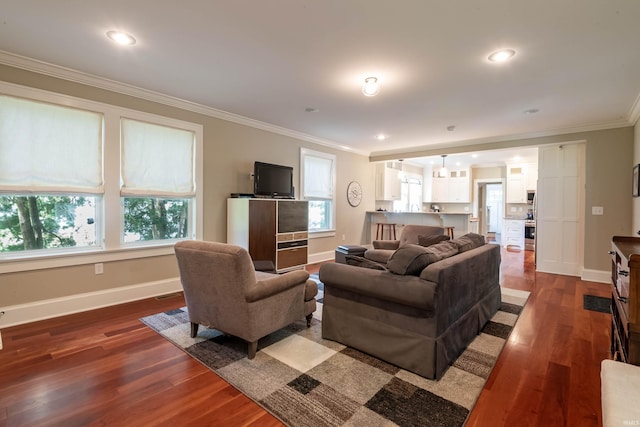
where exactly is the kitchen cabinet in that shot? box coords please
[430,167,470,203]
[375,162,402,201]
[502,219,524,249]
[507,163,538,202]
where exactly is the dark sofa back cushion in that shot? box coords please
[450,232,486,253]
[387,242,458,275]
[417,234,451,247]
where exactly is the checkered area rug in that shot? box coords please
[141,287,529,427]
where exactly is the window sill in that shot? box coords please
[0,243,179,274]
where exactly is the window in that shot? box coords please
[0,95,103,253]
[300,148,336,233]
[392,173,423,212]
[0,84,202,264]
[120,119,196,243]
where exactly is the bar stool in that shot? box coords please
[444,226,455,239]
[375,223,397,240]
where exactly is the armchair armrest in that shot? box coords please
[372,240,400,250]
[245,269,310,302]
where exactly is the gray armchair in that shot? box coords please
[365,225,445,264]
[174,240,317,359]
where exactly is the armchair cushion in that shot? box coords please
[246,269,310,302]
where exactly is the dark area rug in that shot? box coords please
[141,287,529,427]
[583,294,611,313]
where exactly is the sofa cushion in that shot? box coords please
[417,234,451,247]
[345,255,388,271]
[450,233,486,253]
[387,242,458,275]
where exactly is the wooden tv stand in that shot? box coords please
[609,236,640,365]
[227,198,309,273]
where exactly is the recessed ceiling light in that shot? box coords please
[446,125,456,132]
[106,30,136,46]
[375,134,387,141]
[305,107,320,113]
[362,77,380,97]
[488,49,516,63]
[524,108,539,114]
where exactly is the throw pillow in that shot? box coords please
[417,234,450,247]
[450,232,486,253]
[387,242,458,275]
[345,255,388,271]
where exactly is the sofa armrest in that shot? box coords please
[246,269,309,302]
[372,240,400,250]
[319,263,436,312]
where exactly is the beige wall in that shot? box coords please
[373,127,634,272]
[0,64,375,307]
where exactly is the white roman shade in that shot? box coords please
[0,95,103,194]
[303,154,334,199]
[121,118,195,197]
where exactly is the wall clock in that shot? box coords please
[347,181,362,207]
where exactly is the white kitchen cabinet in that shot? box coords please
[506,164,527,203]
[525,162,538,190]
[375,162,402,201]
[502,219,524,249]
[430,167,470,202]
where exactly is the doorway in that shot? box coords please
[475,180,505,244]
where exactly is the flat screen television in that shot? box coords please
[253,161,294,198]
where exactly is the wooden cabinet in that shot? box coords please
[610,236,640,365]
[227,198,308,272]
[502,219,524,249]
[375,162,402,201]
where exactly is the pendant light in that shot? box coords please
[440,155,448,177]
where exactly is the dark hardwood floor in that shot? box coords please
[0,247,611,426]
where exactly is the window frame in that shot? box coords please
[0,81,203,273]
[300,147,336,237]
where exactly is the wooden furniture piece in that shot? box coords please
[609,236,640,365]
[375,222,397,240]
[444,226,455,239]
[227,198,308,273]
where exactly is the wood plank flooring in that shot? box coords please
[0,248,611,426]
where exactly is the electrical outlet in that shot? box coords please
[342,234,346,241]
[95,263,104,274]
[592,206,604,215]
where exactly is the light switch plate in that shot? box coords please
[592,206,604,215]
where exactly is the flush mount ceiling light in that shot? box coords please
[488,49,516,63]
[362,77,380,97]
[375,134,387,141]
[106,30,136,46]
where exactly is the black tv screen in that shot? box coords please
[254,161,294,198]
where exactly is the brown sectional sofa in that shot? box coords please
[319,235,501,380]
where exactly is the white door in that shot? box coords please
[536,143,585,276]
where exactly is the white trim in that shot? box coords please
[0,277,182,329]
[0,50,369,157]
[581,269,610,284]
[307,250,336,265]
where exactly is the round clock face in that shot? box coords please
[347,181,362,207]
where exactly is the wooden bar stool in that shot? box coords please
[444,226,455,239]
[376,223,397,240]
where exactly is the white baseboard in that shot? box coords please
[581,269,610,284]
[307,250,335,265]
[0,277,182,329]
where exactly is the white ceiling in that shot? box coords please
[1,1,639,160]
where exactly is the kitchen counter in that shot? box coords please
[366,211,472,241]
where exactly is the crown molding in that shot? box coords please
[0,50,370,157]
[369,118,633,161]
[628,92,640,126]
